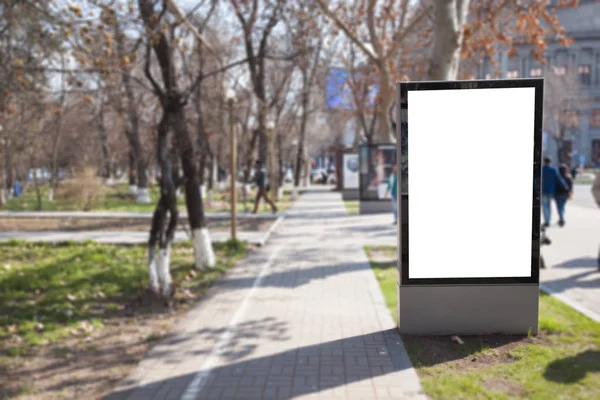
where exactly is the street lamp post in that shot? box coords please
[291,139,298,200]
[226,89,237,241]
[266,119,277,202]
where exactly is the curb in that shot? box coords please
[256,215,285,247]
[0,211,278,221]
[540,283,600,323]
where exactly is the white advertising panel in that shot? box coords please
[407,87,536,280]
[343,153,359,189]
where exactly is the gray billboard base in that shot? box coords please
[342,189,359,201]
[359,200,392,215]
[397,283,539,335]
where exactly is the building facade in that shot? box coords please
[477,0,600,167]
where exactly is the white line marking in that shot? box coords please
[180,245,284,400]
[540,284,600,323]
[259,216,284,246]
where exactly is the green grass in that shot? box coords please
[365,245,600,400]
[0,240,248,357]
[344,200,359,215]
[3,183,295,213]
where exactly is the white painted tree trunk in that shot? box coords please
[148,251,160,294]
[217,181,225,191]
[207,190,214,202]
[156,247,173,298]
[428,0,472,81]
[176,187,183,199]
[129,184,138,196]
[291,186,298,200]
[47,188,54,202]
[277,187,284,199]
[199,184,206,199]
[107,177,115,186]
[136,187,151,204]
[0,189,5,206]
[193,228,216,270]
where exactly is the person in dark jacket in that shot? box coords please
[555,163,573,227]
[541,156,568,227]
[252,161,278,214]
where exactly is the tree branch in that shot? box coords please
[316,0,378,62]
[144,44,164,97]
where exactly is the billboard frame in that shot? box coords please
[358,143,397,202]
[398,78,543,287]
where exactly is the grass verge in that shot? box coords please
[3,183,295,213]
[0,239,249,399]
[365,245,600,400]
[344,200,359,215]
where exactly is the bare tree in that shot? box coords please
[544,64,591,165]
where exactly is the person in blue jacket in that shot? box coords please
[386,165,398,225]
[542,156,568,227]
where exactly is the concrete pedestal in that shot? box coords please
[397,283,539,335]
[342,189,359,201]
[359,200,392,215]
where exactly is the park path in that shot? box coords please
[105,188,425,400]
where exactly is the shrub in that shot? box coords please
[55,167,108,211]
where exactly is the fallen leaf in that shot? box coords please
[35,323,44,331]
[7,325,17,334]
[66,294,76,301]
[3,264,10,270]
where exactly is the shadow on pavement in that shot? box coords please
[543,270,600,292]
[543,350,600,384]
[103,329,420,400]
[554,257,598,269]
[212,261,370,290]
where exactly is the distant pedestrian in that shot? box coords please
[541,156,568,227]
[386,165,398,225]
[13,180,21,198]
[252,160,278,214]
[555,163,573,227]
[590,170,600,271]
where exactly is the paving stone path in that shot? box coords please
[105,188,425,400]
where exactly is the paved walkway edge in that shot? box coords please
[256,216,285,247]
[540,284,600,323]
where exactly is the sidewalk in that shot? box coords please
[0,230,269,246]
[541,202,600,321]
[105,188,425,400]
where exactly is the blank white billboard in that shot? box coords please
[408,87,535,279]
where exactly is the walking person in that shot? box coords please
[251,160,278,214]
[386,165,398,225]
[590,170,600,271]
[555,163,573,227]
[541,156,568,227]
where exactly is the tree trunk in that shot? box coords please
[428,0,471,81]
[128,149,137,194]
[116,21,149,204]
[148,111,177,300]
[172,100,215,270]
[243,129,259,183]
[377,63,394,143]
[277,132,284,187]
[208,153,214,190]
[97,92,111,180]
[31,164,42,211]
[4,138,13,199]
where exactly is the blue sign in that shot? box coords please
[325,68,379,110]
